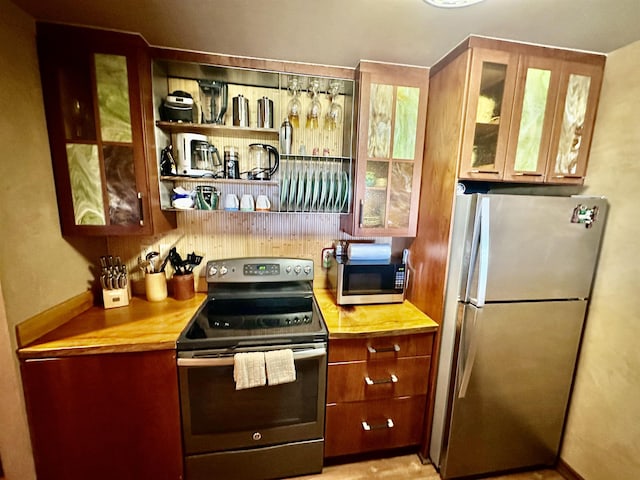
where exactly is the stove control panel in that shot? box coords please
[206,257,314,283]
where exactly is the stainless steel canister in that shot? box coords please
[257,96,274,128]
[232,95,249,127]
[280,120,292,155]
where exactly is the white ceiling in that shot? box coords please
[10,0,640,68]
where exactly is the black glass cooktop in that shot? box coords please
[177,293,327,351]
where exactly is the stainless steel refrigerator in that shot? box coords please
[429,193,607,479]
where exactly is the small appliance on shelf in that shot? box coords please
[160,90,194,123]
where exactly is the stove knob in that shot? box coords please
[303,265,312,275]
[208,265,218,277]
[285,265,292,274]
[294,265,302,275]
[220,266,228,276]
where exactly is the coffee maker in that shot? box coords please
[175,133,222,177]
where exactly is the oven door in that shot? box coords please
[178,344,327,455]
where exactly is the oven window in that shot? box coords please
[184,358,319,435]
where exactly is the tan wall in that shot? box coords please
[0,1,106,478]
[560,41,640,478]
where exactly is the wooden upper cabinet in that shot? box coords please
[37,23,175,235]
[545,61,604,184]
[342,61,429,237]
[454,37,605,185]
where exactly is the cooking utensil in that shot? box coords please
[146,251,160,273]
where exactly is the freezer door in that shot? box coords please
[439,301,586,479]
[466,194,607,303]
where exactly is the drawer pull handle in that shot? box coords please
[365,374,398,385]
[552,174,582,179]
[367,344,400,354]
[362,419,395,431]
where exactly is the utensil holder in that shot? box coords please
[172,273,195,300]
[145,272,168,302]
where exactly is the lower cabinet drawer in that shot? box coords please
[324,396,426,458]
[329,333,434,363]
[327,356,430,403]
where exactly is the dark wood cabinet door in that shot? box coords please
[37,23,175,236]
[21,350,183,480]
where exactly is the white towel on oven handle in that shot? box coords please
[265,349,296,386]
[233,352,266,390]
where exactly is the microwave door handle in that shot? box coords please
[177,347,327,367]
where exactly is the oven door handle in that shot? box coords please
[177,347,327,367]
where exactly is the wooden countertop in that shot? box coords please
[18,289,438,358]
[18,294,207,359]
[314,289,438,338]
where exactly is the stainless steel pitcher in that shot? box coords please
[232,95,249,127]
[257,96,274,128]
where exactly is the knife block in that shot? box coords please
[102,287,130,309]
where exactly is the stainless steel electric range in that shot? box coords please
[176,257,328,480]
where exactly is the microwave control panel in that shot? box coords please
[395,266,406,289]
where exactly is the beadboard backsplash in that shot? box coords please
[107,212,388,292]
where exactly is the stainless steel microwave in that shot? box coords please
[328,256,407,305]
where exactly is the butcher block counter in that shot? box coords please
[313,289,438,338]
[17,293,207,359]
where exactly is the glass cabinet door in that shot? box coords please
[503,56,560,183]
[459,49,518,180]
[546,61,603,184]
[60,53,140,228]
[37,23,161,236]
[360,81,421,233]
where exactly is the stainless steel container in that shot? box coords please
[257,96,274,128]
[280,120,292,155]
[232,95,249,127]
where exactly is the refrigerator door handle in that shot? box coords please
[476,197,490,307]
[464,200,483,302]
[457,307,481,399]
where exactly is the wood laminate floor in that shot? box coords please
[292,455,565,480]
